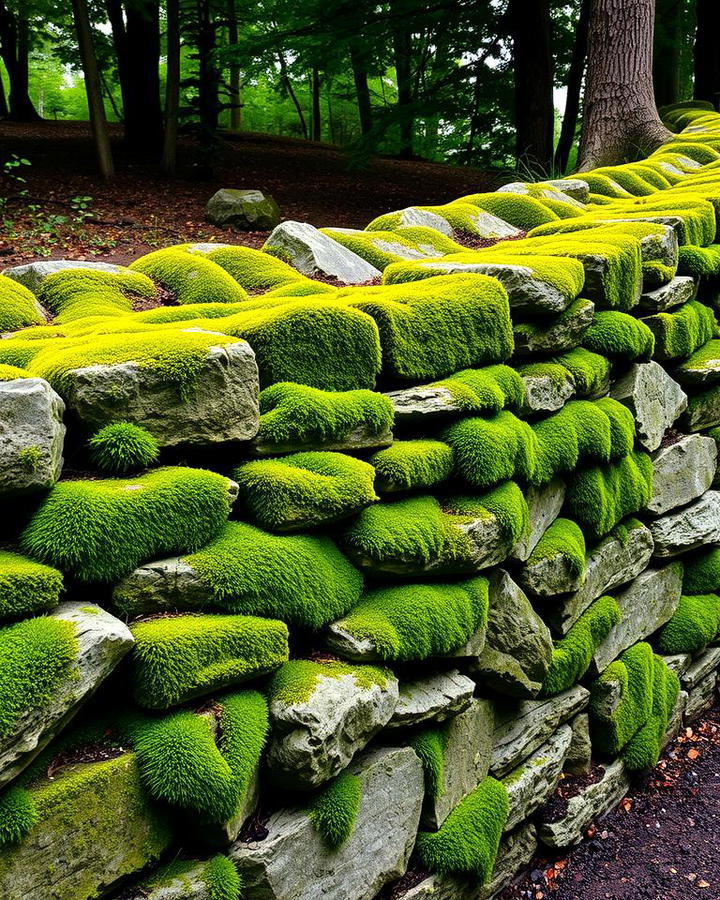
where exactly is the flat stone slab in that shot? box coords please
[264,221,380,284]
[0,601,134,788]
[637,275,697,312]
[683,385,720,431]
[649,490,720,557]
[513,299,594,356]
[511,478,565,561]
[685,672,717,722]
[3,259,125,293]
[592,564,683,672]
[610,361,687,451]
[682,647,720,691]
[231,746,423,900]
[647,435,717,515]
[675,340,720,385]
[387,670,475,730]
[663,653,693,676]
[326,619,486,665]
[251,423,393,456]
[503,725,572,832]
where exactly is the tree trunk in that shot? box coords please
[390,0,413,158]
[349,43,373,134]
[311,67,322,141]
[0,4,40,121]
[161,0,180,175]
[71,0,114,178]
[554,0,590,174]
[227,0,241,130]
[0,71,7,118]
[278,51,307,138]
[196,0,219,132]
[653,0,682,107]
[694,0,720,108]
[578,0,671,170]
[508,0,554,174]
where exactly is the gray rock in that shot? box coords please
[564,713,592,775]
[394,207,455,236]
[683,384,720,431]
[537,759,630,848]
[520,369,576,414]
[113,557,209,617]
[513,299,595,356]
[637,275,697,313]
[0,377,65,494]
[231,746,423,900]
[0,601,134,788]
[592,564,683,672]
[265,670,399,789]
[519,543,586,598]
[544,179,590,202]
[421,699,494,829]
[512,478,566,561]
[264,221,380,284]
[206,189,281,230]
[541,522,655,635]
[251,422,393,456]
[675,340,720,386]
[682,646,720,691]
[647,435,717,515]
[326,228,442,262]
[385,384,463,423]
[662,690,687,750]
[503,726,572,832]
[123,860,216,899]
[663,653,693,676]
[387,670,475,730]
[3,259,125,293]
[60,336,259,448]
[463,210,524,239]
[472,570,554,698]
[490,686,590,778]
[685,671,717,722]
[649,490,720,557]
[610,361,687,451]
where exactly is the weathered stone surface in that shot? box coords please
[637,275,697,313]
[393,207,455,236]
[564,713,592,775]
[472,570,554,698]
[511,478,565,561]
[60,337,259,447]
[327,620,486,665]
[675,341,720,386]
[0,752,172,900]
[519,544,586,597]
[544,179,590,202]
[662,653,693,676]
[685,672,717,722]
[662,690,687,750]
[592,564,683,672]
[647,434,717,515]
[490,686,589,778]
[265,670,399,789]
[3,258,125,293]
[542,523,655,635]
[206,189,280,230]
[231,746,423,900]
[0,601,134,788]
[123,860,215,899]
[683,384,720,431]
[0,377,65,494]
[328,227,443,262]
[520,368,576,414]
[682,646,720,691]
[610,361,687,451]
[537,759,630,848]
[649,490,720,557]
[385,384,462,423]
[264,221,380,284]
[113,557,209,616]
[513,299,594,356]
[422,699,494,829]
[503,725,572,832]
[387,670,475,730]
[497,183,587,211]
[251,423,393,456]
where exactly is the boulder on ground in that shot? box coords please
[206,189,281,230]
[610,360,687,451]
[503,725,572,832]
[387,670,475,730]
[647,434,717,515]
[649,490,720,556]
[3,259,125,293]
[264,221,381,284]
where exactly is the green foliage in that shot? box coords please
[88,422,160,475]
[234,451,377,531]
[0,784,38,846]
[554,347,610,396]
[542,596,621,696]
[443,411,538,489]
[130,248,249,304]
[331,576,489,661]
[656,594,720,654]
[370,440,454,492]
[38,268,157,323]
[455,192,560,229]
[678,244,720,276]
[414,777,508,882]
[130,613,289,709]
[21,466,231,583]
[410,728,445,802]
[0,550,63,621]
[307,773,362,848]
[527,518,586,580]
[642,300,717,361]
[590,641,654,755]
[433,364,524,414]
[266,659,389,706]
[0,275,44,332]
[622,655,679,772]
[683,548,720,594]
[202,855,243,900]
[582,311,655,361]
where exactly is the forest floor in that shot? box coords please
[501,705,720,900]
[0,121,501,267]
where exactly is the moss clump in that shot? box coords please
[678,244,720,276]
[410,728,445,802]
[432,364,525,415]
[622,655,679,771]
[130,613,288,709]
[130,247,249,304]
[0,274,44,332]
[331,576,489,662]
[676,338,720,382]
[0,550,63,621]
[21,466,231,583]
[307,772,362,848]
[527,518,587,581]
[266,659,389,706]
[642,300,717,361]
[234,451,377,531]
[443,411,539,489]
[455,191,560,229]
[320,227,461,270]
[573,172,633,198]
[38,268,157,323]
[370,440,454,492]
[88,422,160,475]
[590,641,654,755]
[257,382,393,448]
[0,783,38,846]
[542,596,621,695]
[191,244,308,291]
[448,480,530,546]
[656,594,720,654]
[0,364,30,380]
[0,615,78,739]
[566,451,653,540]
[140,856,242,900]
[414,777,508,882]
[683,548,720,594]
[582,311,655,361]
[554,347,610,396]
[594,397,636,457]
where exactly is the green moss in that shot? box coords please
[683,548,720,593]
[590,641,654,755]
[594,397,636,457]
[433,364,524,415]
[307,772,361,848]
[622,655,679,771]
[455,191,560,229]
[0,363,30,380]
[528,518,586,580]
[662,141,720,164]
[257,382,393,448]
[187,244,305,291]
[582,311,655,361]
[88,422,160,475]
[642,300,717,361]
[130,614,288,709]
[21,466,231,583]
[0,784,38,846]
[678,244,720,276]
[554,347,611,396]
[266,659,389,706]
[330,576,489,662]
[414,777,508,882]
[130,247,249,304]
[38,268,157,323]
[443,411,539,489]
[370,440,454,492]
[0,274,44,332]
[675,337,720,382]
[542,596,621,695]
[234,451,377,531]
[572,173,633,198]
[566,451,653,540]
[592,165,660,196]
[18,445,40,473]
[265,280,338,298]
[656,593,720,654]
[320,227,461,270]
[410,728,445,802]
[445,481,530,546]
[0,615,78,739]
[0,550,63,621]
[203,855,243,900]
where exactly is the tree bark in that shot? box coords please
[653,0,682,107]
[71,0,115,178]
[508,0,554,174]
[0,4,40,121]
[311,67,322,141]
[349,43,373,135]
[554,0,590,174]
[694,0,720,108]
[227,0,242,130]
[578,0,672,171]
[390,0,413,159]
[278,51,308,138]
[161,0,180,175]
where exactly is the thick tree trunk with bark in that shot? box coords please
[508,0,554,174]
[694,0,720,108]
[555,0,590,174]
[0,4,40,121]
[653,0,682,107]
[578,0,671,171]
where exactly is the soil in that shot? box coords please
[0,121,501,267]
[501,705,720,900]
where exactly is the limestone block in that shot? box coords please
[649,490,720,557]
[503,725,572,832]
[264,221,380,284]
[610,361,687,451]
[387,670,475,730]
[647,435,717,515]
